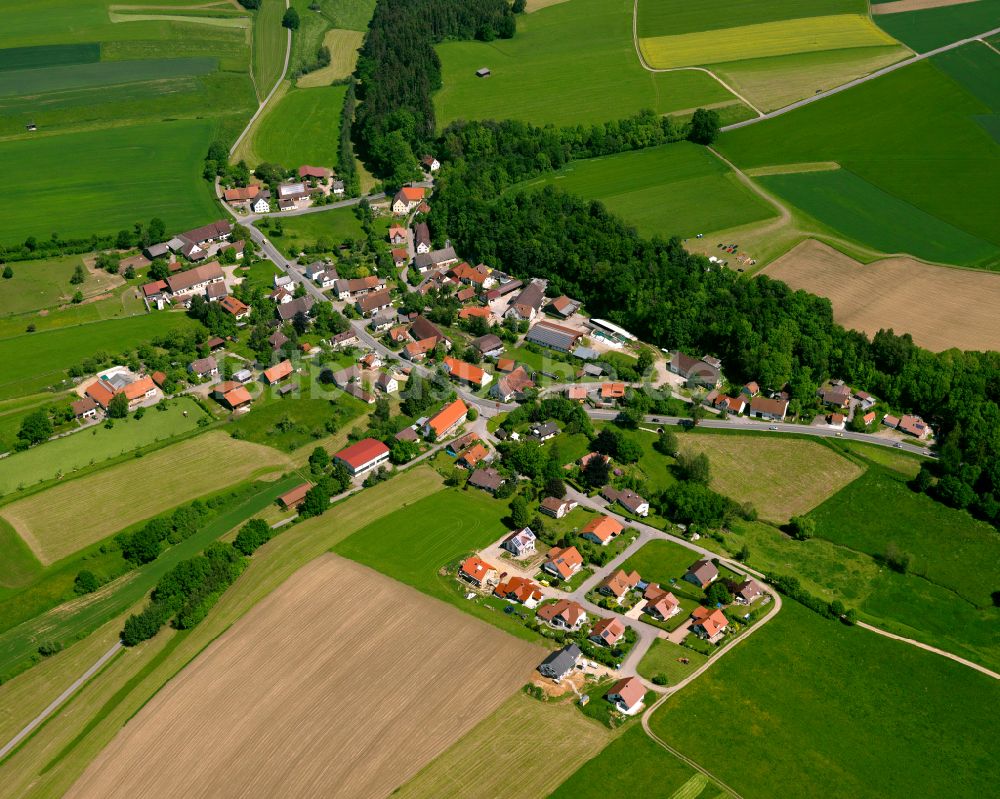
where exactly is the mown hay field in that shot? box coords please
[0,254,121,316]
[295,28,364,87]
[639,15,897,69]
[435,0,752,129]
[648,601,1000,799]
[0,432,292,564]
[679,433,864,522]
[395,691,611,799]
[764,239,1000,352]
[65,555,544,799]
[513,143,777,239]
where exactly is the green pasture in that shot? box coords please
[720,60,1000,263]
[933,41,1000,111]
[635,0,867,38]
[0,287,146,340]
[0,399,205,496]
[757,168,999,265]
[310,0,377,31]
[243,84,345,168]
[716,516,1000,673]
[0,43,99,71]
[0,119,223,246]
[230,395,368,452]
[514,143,777,239]
[260,205,372,251]
[0,313,197,401]
[649,601,1000,799]
[551,726,710,799]
[875,0,1000,52]
[102,24,251,73]
[435,0,752,129]
[0,476,301,683]
[0,255,110,316]
[619,539,706,592]
[809,468,1000,609]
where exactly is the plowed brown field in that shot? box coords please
[764,240,1000,352]
[65,555,544,799]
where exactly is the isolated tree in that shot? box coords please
[676,451,711,484]
[510,495,531,528]
[705,580,732,606]
[74,570,100,594]
[788,515,815,541]
[308,446,330,476]
[70,264,86,285]
[688,108,721,145]
[582,454,610,488]
[544,476,566,499]
[282,6,300,29]
[654,429,678,456]
[107,391,129,419]
[18,408,53,445]
[2,265,12,279]
[71,290,84,304]
[148,259,170,281]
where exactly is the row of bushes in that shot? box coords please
[768,573,856,624]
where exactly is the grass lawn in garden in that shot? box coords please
[719,59,1000,267]
[513,143,777,239]
[0,312,198,401]
[0,432,293,565]
[507,346,577,380]
[677,430,864,523]
[0,255,123,316]
[648,601,1000,799]
[808,467,1000,608]
[874,0,1000,51]
[435,0,752,130]
[551,724,712,798]
[0,467,444,799]
[0,398,205,495]
[0,119,223,246]
[619,539,704,594]
[395,691,611,799]
[230,395,368,452]
[239,259,284,292]
[233,83,345,168]
[636,638,708,684]
[575,678,654,729]
[258,205,380,255]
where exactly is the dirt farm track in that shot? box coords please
[65,555,544,799]
[764,240,1000,353]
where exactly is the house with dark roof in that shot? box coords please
[505,280,545,321]
[668,351,721,388]
[276,295,314,323]
[471,333,504,358]
[735,579,763,605]
[748,395,788,421]
[538,643,581,680]
[467,467,505,493]
[525,320,582,353]
[684,559,719,589]
[601,486,649,517]
[539,497,577,519]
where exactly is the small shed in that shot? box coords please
[476,67,491,78]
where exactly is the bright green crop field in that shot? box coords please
[513,143,777,239]
[242,84,346,168]
[636,0,868,38]
[435,0,752,129]
[0,313,197,401]
[649,601,1000,799]
[0,120,222,245]
[932,41,1000,112]
[875,0,1000,52]
[0,57,216,97]
[0,43,100,71]
[720,59,1000,266]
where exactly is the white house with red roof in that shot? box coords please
[333,438,390,475]
[606,676,645,715]
[459,556,499,588]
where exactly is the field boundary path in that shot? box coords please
[856,621,1000,679]
[721,24,1000,131]
[630,0,765,118]
[0,642,122,762]
[230,0,292,156]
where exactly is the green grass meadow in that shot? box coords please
[244,84,346,168]
[435,0,752,129]
[619,539,702,589]
[514,143,777,239]
[933,41,1000,112]
[0,43,100,71]
[0,313,198,400]
[875,0,1000,52]
[0,255,113,316]
[720,58,1000,266]
[230,395,368,452]
[0,120,223,245]
[0,399,205,495]
[550,725,712,799]
[649,601,1000,799]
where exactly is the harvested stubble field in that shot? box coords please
[65,555,544,799]
[395,691,611,799]
[295,28,364,87]
[679,433,863,522]
[764,240,1000,352]
[0,431,291,565]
